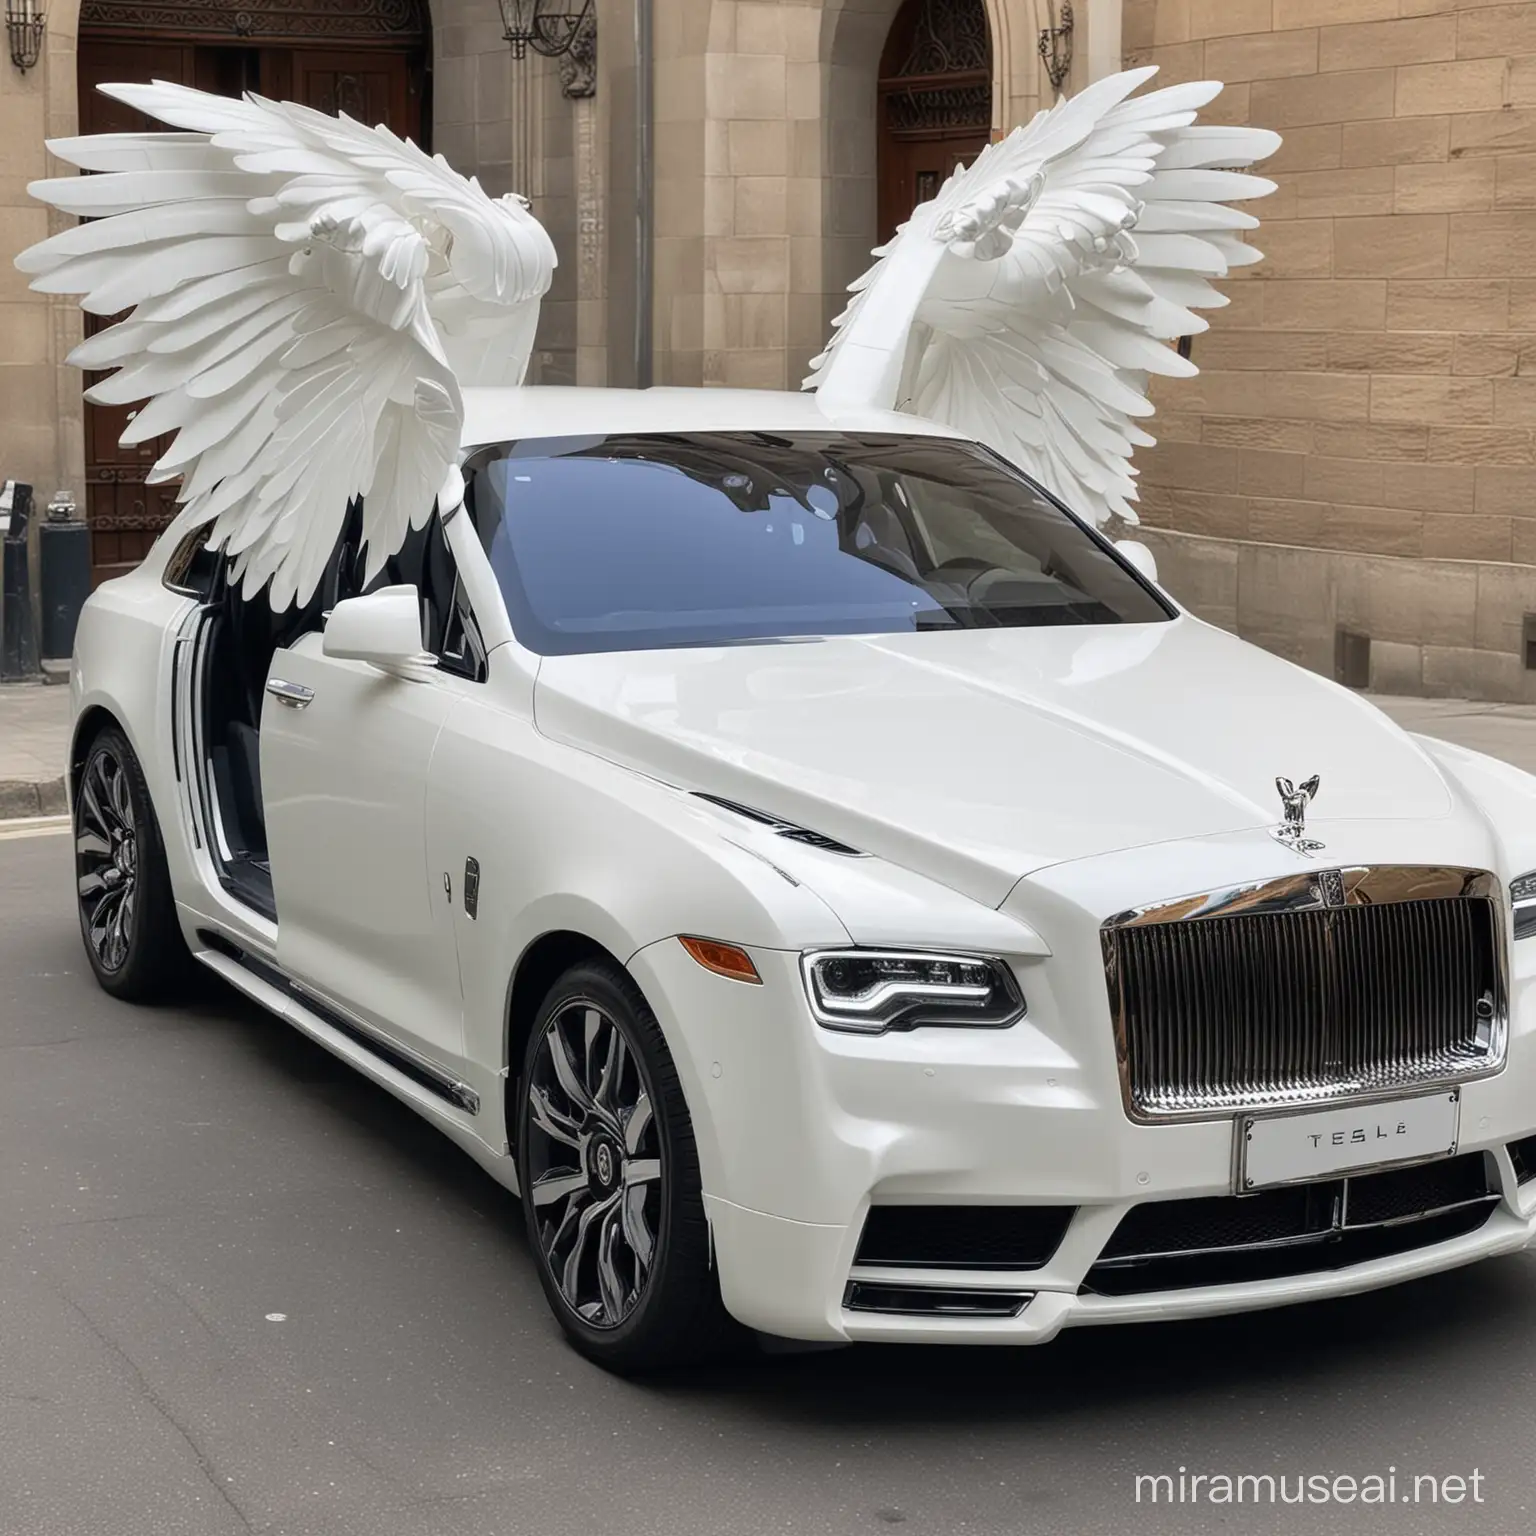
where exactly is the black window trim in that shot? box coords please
[162,521,224,601]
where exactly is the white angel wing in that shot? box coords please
[805,66,1280,526]
[17,81,557,608]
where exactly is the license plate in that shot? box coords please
[1236,1090,1460,1192]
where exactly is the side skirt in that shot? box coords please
[195,929,480,1115]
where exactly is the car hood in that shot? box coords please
[532,617,1456,907]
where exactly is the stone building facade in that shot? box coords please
[2,0,1532,699]
[1,0,1120,589]
[1125,0,1536,701]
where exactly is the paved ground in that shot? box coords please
[1373,695,1536,776]
[0,683,67,818]
[5,831,1536,1535]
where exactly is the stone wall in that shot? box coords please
[433,0,599,386]
[1137,525,1536,702]
[1,0,84,512]
[1124,0,1536,701]
[632,0,1110,392]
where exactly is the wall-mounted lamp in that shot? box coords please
[6,0,45,72]
[1038,0,1074,94]
[497,0,596,98]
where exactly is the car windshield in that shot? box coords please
[465,431,1171,655]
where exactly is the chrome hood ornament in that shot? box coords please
[1273,775,1325,855]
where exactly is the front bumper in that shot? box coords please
[629,887,1536,1345]
[704,1194,1536,1344]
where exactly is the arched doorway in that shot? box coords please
[77,0,430,586]
[876,0,994,245]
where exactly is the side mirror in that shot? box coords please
[322,585,436,681]
[1115,539,1159,585]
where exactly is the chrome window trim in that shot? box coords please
[1102,865,1510,1125]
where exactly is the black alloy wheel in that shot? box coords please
[517,959,739,1371]
[74,725,190,1001]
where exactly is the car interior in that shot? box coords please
[164,502,485,921]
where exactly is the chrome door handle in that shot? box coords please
[266,678,315,709]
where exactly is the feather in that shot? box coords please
[807,65,1279,528]
[47,132,221,173]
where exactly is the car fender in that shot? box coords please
[1413,734,1536,892]
[424,697,852,1166]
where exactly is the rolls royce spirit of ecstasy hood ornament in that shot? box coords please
[1273,775,1325,855]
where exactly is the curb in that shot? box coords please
[0,777,67,821]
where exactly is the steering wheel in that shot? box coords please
[927,555,1002,600]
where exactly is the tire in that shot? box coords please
[515,959,740,1373]
[74,724,192,1003]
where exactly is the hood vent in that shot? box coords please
[693,793,865,857]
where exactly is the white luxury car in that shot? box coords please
[68,385,1536,1370]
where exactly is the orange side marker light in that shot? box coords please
[678,935,762,984]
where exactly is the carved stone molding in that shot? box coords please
[80,0,428,45]
[558,10,596,101]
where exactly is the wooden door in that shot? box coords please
[77,21,426,587]
[879,133,992,244]
[877,0,994,244]
[290,51,420,141]
[77,42,200,587]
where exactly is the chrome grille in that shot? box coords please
[1103,867,1506,1121]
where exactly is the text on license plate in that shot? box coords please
[1237,1090,1460,1191]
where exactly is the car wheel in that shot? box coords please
[516,959,739,1372]
[74,724,191,1002]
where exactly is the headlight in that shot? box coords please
[802,949,1025,1034]
[1514,873,1536,940]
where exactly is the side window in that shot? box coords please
[424,515,487,683]
[324,497,485,680]
[162,523,222,600]
[437,579,487,682]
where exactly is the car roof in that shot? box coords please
[460,386,967,449]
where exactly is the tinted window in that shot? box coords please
[162,523,222,600]
[466,432,1170,656]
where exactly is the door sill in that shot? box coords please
[217,856,276,922]
[195,930,479,1115]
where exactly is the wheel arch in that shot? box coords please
[504,929,629,1096]
[69,704,125,807]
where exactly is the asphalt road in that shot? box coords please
[4,828,1535,1536]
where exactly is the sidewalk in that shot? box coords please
[1369,695,1536,777]
[2,680,1535,820]
[0,684,67,819]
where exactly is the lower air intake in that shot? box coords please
[854,1205,1074,1271]
[1509,1134,1536,1185]
[1084,1153,1498,1296]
